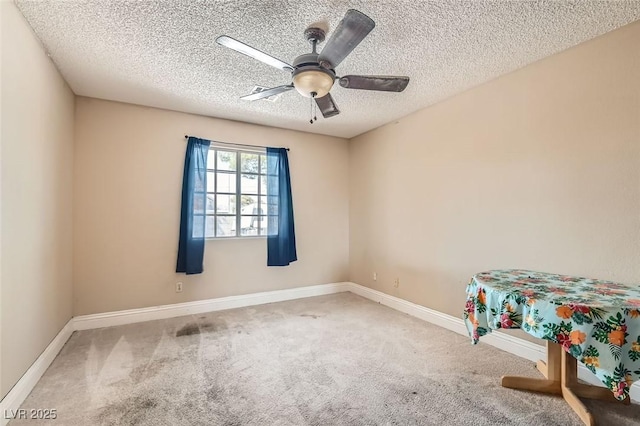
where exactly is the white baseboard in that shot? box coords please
[345,282,640,403]
[1,279,637,422]
[74,282,350,330]
[0,320,74,426]
[347,283,546,362]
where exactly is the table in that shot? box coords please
[463,269,640,425]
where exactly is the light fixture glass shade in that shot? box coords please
[292,70,334,98]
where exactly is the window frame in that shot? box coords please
[206,144,267,239]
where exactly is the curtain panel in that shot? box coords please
[266,147,297,266]
[176,136,210,274]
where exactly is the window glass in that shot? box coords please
[217,151,236,171]
[241,174,259,194]
[206,147,267,238]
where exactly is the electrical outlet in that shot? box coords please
[373,272,377,281]
[393,278,399,288]
[176,282,183,293]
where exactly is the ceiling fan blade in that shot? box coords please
[216,36,294,72]
[314,93,340,118]
[339,75,410,92]
[318,9,375,69]
[241,85,294,101]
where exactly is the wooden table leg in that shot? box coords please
[536,359,548,378]
[499,341,629,426]
[502,341,561,394]
[561,349,595,426]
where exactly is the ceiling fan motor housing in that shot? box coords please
[292,53,336,98]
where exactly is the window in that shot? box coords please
[205,146,268,238]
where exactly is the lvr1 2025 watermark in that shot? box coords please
[4,409,57,420]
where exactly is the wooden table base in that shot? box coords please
[500,341,630,426]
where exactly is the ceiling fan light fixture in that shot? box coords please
[292,69,334,98]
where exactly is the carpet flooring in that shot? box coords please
[12,293,640,425]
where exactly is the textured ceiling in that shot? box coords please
[15,0,640,138]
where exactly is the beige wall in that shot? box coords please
[349,20,640,330]
[1,2,75,398]
[73,98,349,315]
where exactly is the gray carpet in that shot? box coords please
[12,293,640,425]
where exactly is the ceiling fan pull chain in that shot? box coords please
[309,92,319,124]
[312,92,317,122]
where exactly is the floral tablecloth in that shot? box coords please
[463,269,640,400]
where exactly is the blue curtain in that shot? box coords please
[176,137,210,274]
[267,147,297,266]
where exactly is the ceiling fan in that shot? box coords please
[216,9,410,122]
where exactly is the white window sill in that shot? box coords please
[206,236,267,241]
